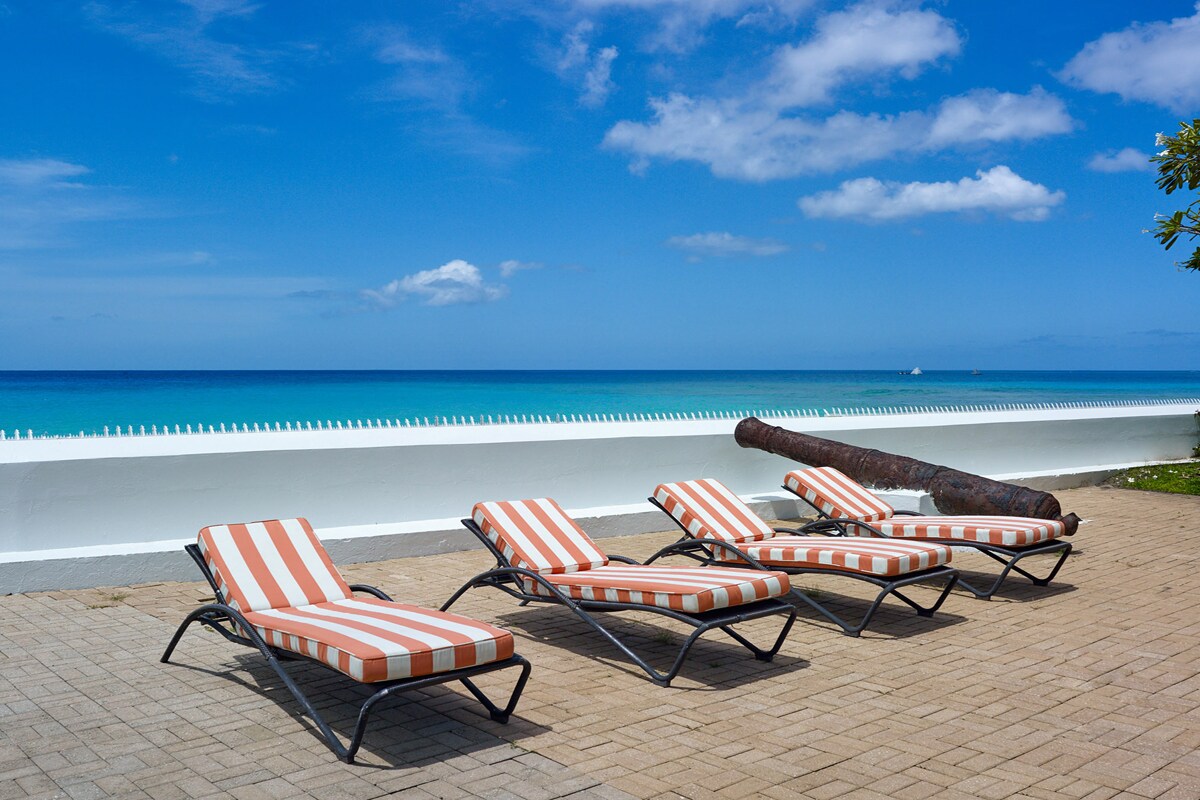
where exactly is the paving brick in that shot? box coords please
[0,486,1196,799]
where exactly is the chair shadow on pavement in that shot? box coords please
[165,654,551,769]
[951,569,1078,603]
[490,605,808,690]
[780,585,970,638]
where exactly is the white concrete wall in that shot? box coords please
[0,403,1196,592]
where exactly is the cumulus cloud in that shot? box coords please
[1059,4,1200,111]
[605,88,1072,181]
[924,88,1073,146]
[667,232,788,258]
[798,166,1066,222]
[582,45,619,107]
[555,21,620,108]
[362,260,508,308]
[602,2,1072,181]
[763,2,961,108]
[1088,148,1153,173]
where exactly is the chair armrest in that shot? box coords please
[644,538,773,571]
[892,510,922,516]
[606,554,640,565]
[348,584,393,601]
[799,518,891,538]
[441,566,580,611]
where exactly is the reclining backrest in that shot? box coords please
[471,498,608,575]
[198,518,352,613]
[784,467,895,523]
[653,479,775,545]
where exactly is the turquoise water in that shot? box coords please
[1,370,1199,437]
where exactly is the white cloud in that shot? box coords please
[555,21,619,108]
[605,88,1072,181]
[603,2,1072,181]
[373,29,448,65]
[1059,4,1200,111]
[925,88,1072,146]
[0,158,90,188]
[0,158,141,249]
[366,27,471,109]
[498,259,543,277]
[553,0,817,52]
[763,2,961,108]
[558,20,594,71]
[1088,148,1153,173]
[362,260,508,308]
[798,166,1066,222]
[582,45,619,107]
[86,1,296,98]
[364,28,529,165]
[667,231,788,258]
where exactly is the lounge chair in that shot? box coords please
[162,518,531,763]
[647,479,958,636]
[443,498,798,686]
[782,467,1073,599]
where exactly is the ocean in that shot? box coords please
[1,370,1199,438]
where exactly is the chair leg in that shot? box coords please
[890,573,959,618]
[786,587,876,636]
[444,574,688,686]
[959,544,1072,599]
[719,607,797,661]
[343,656,532,763]
[163,605,352,761]
[460,655,533,723]
[789,572,956,637]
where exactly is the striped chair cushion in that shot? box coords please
[873,516,1065,548]
[472,498,608,575]
[721,536,952,576]
[241,597,514,683]
[199,518,352,613]
[653,479,774,545]
[527,564,790,614]
[784,467,895,522]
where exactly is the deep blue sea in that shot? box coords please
[2,371,1199,437]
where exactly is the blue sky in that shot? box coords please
[1,0,1199,370]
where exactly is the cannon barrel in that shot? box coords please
[734,417,1079,535]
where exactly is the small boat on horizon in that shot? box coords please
[971,369,982,376]
[897,367,923,375]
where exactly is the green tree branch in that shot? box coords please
[1151,119,1200,273]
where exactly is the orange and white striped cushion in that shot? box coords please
[198,518,352,613]
[527,564,789,614]
[472,498,608,575]
[654,479,774,545]
[242,597,514,683]
[873,516,1065,547]
[784,467,895,522]
[723,536,952,576]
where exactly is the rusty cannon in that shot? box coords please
[734,416,1080,535]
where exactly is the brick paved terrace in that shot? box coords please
[2,486,1198,799]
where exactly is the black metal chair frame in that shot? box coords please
[645,497,958,637]
[162,544,532,763]
[781,487,1073,600]
[443,519,798,687]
